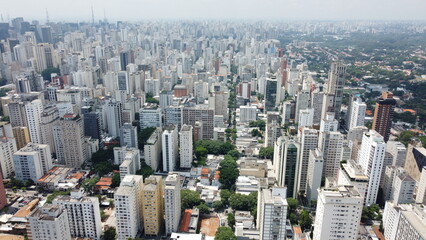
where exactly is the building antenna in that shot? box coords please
[91,5,95,25]
[46,8,50,24]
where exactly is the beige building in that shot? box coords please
[13,126,30,149]
[404,144,426,182]
[142,175,164,236]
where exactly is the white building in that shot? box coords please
[297,127,318,195]
[164,173,181,235]
[347,97,366,130]
[0,137,17,178]
[386,141,407,167]
[27,204,71,240]
[13,143,52,182]
[391,174,415,204]
[139,104,162,130]
[320,112,339,132]
[162,125,178,172]
[337,161,369,204]
[105,99,123,137]
[120,123,138,148]
[239,106,257,123]
[416,167,426,204]
[179,125,193,169]
[298,108,314,128]
[25,99,43,143]
[144,128,162,171]
[313,186,363,240]
[358,130,386,206]
[114,147,141,180]
[114,175,144,240]
[257,187,288,240]
[318,131,343,178]
[306,149,324,201]
[53,190,102,240]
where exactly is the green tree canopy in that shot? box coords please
[197,203,210,214]
[82,177,99,195]
[103,227,116,240]
[181,189,202,210]
[259,147,274,159]
[219,157,239,190]
[41,67,60,80]
[229,192,257,213]
[249,120,266,131]
[215,227,237,240]
[287,198,299,214]
[220,189,233,205]
[138,127,156,150]
[111,173,121,188]
[227,213,236,230]
[299,210,313,231]
[195,140,236,155]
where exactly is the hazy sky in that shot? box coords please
[2,0,426,22]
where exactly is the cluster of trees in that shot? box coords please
[286,198,313,231]
[135,160,154,179]
[137,127,156,150]
[259,147,274,159]
[46,190,71,203]
[90,146,119,176]
[41,67,60,80]
[194,140,239,166]
[249,120,266,131]
[393,111,416,124]
[251,129,262,138]
[361,204,382,224]
[218,155,240,190]
[145,92,159,104]
[215,227,237,240]
[181,189,210,214]
[397,130,416,146]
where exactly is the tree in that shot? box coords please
[288,213,298,224]
[251,129,262,137]
[220,189,233,205]
[227,213,236,230]
[287,198,299,214]
[136,161,154,179]
[215,227,237,240]
[219,158,239,190]
[103,227,116,240]
[195,146,208,160]
[181,189,202,210]
[41,67,60,80]
[197,203,210,214]
[299,210,313,231]
[259,147,274,159]
[397,130,415,146]
[249,120,266,131]
[138,127,156,150]
[82,177,99,195]
[111,173,121,188]
[213,201,224,211]
[228,192,257,213]
[227,150,240,159]
[46,190,70,204]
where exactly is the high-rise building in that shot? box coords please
[257,187,288,240]
[81,106,101,143]
[295,90,310,123]
[347,96,366,130]
[0,137,17,178]
[297,127,318,195]
[53,190,102,240]
[40,105,59,153]
[239,106,257,123]
[306,149,324,201]
[144,128,162,171]
[337,161,369,204]
[358,130,386,206]
[115,175,144,240]
[12,126,30,149]
[25,99,43,143]
[142,175,164,236]
[27,204,71,240]
[325,62,346,118]
[117,71,129,94]
[275,136,300,198]
[162,125,178,172]
[391,173,415,205]
[53,114,87,168]
[265,78,277,111]
[120,123,138,148]
[319,112,339,132]
[416,167,426,204]
[105,99,123,137]
[180,125,193,169]
[13,143,52,182]
[404,144,426,182]
[265,112,281,148]
[372,92,396,142]
[386,141,407,167]
[8,101,28,127]
[209,91,229,120]
[182,106,214,140]
[164,106,183,131]
[298,108,314,128]
[114,147,141,179]
[313,186,363,240]
[164,173,181,235]
[318,131,343,178]
[139,104,162,130]
[0,172,7,210]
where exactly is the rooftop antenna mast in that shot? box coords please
[91,5,95,25]
[46,8,50,24]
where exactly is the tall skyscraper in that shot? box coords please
[27,204,71,240]
[81,106,101,143]
[318,131,343,178]
[105,99,123,137]
[120,123,138,148]
[182,106,214,140]
[164,173,181,235]
[358,130,386,206]
[257,187,288,240]
[306,149,324,201]
[115,175,144,240]
[53,190,102,240]
[139,104,162,130]
[40,105,59,153]
[53,114,87,168]
[25,99,43,143]
[313,186,363,240]
[325,62,346,118]
[275,136,300,198]
[179,125,193,169]
[162,125,178,172]
[12,126,30,149]
[347,96,366,130]
[8,101,28,127]
[144,128,162,171]
[372,92,396,142]
[142,176,164,236]
[297,127,318,195]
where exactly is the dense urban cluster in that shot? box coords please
[0,17,425,240]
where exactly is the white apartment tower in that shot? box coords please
[318,131,343,178]
[115,175,144,240]
[347,96,366,130]
[164,173,181,235]
[120,123,138,148]
[257,187,288,240]
[0,137,17,178]
[105,99,123,137]
[162,125,178,172]
[358,130,386,206]
[13,143,52,182]
[25,99,43,143]
[239,106,257,123]
[306,149,324,201]
[27,204,71,240]
[179,125,193,169]
[144,128,162,171]
[297,127,318,195]
[313,186,363,240]
[53,190,102,240]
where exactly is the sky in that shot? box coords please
[1,0,426,22]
